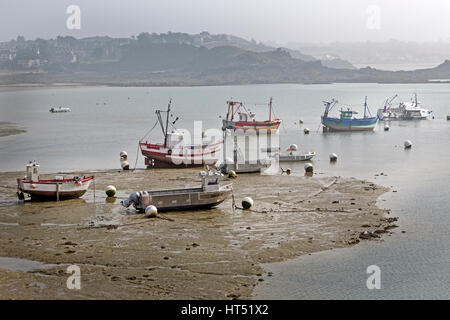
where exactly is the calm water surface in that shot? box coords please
[0,83,449,298]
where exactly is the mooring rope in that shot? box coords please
[133,119,159,171]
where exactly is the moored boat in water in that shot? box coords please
[377,93,432,120]
[49,107,71,113]
[321,97,378,132]
[222,98,281,131]
[17,161,93,201]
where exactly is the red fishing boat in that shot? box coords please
[222,98,281,131]
[139,100,222,168]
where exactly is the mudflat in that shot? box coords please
[0,168,397,299]
[0,122,26,138]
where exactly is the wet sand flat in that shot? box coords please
[0,122,26,138]
[0,169,397,299]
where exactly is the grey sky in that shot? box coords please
[1,0,450,43]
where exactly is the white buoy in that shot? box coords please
[121,161,130,170]
[120,151,128,160]
[304,163,313,173]
[145,205,158,217]
[384,124,390,131]
[404,140,412,149]
[329,153,338,162]
[304,128,310,134]
[289,144,298,151]
[242,197,254,210]
[105,185,117,197]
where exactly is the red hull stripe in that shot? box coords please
[22,176,94,185]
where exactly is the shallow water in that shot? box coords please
[0,83,449,299]
[0,257,56,273]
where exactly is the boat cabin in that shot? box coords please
[26,162,40,182]
[340,108,358,119]
[199,171,221,191]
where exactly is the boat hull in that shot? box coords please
[140,141,221,169]
[142,185,232,212]
[321,116,377,132]
[279,152,315,162]
[222,119,281,131]
[18,176,93,201]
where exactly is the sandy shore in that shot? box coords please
[0,122,26,138]
[0,168,397,299]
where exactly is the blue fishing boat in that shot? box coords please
[321,97,378,132]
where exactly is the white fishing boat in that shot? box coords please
[121,169,232,212]
[49,107,71,113]
[377,94,431,120]
[278,151,316,162]
[17,162,94,201]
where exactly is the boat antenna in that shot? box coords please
[164,99,172,147]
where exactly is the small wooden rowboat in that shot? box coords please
[17,162,93,201]
[121,170,232,212]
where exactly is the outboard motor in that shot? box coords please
[121,191,150,212]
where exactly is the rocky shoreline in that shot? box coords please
[0,168,397,299]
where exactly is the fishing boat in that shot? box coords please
[121,169,232,212]
[222,98,281,131]
[277,144,315,162]
[278,151,316,162]
[139,100,222,168]
[377,93,432,120]
[49,107,71,113]
[321,97,378,132]
[17,161,94,201]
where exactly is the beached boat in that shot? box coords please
[321,97,378,132]
[121,169,232,212]
[17,162,94,201]
[222,98,281,131]
[377,94,432,120]
[49,107,71,113]
[139,100,222,168]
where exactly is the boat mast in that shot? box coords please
[269,97,272,121]
[164,99,172,147]
[364,96,367,118]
